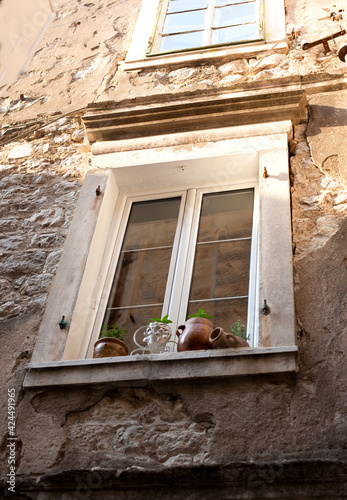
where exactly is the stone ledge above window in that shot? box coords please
[24,346,298,389]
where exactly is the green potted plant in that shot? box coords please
[176,308,215,351]
[93,324,129,358]
[230,320,250,342]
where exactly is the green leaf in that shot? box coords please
[149,314,173,324]
[188,308,214,319]
[230,320,249,341]
[99,324,127,340]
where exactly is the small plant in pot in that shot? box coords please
[176,308,215,351]
[133,315,173,353]
[93,324,129,358]
[230,320,250,342]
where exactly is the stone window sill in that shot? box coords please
[121,40,288,72]
[24,346,298,389]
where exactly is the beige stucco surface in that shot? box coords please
[0,0,53,86]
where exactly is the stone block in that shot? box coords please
[220,74,242,85]
[316,216,340,236]
[0,251,47,277]
[218,59,248,76]
[7,144,32,159]
[0,235,26,252]
[71,129,85,142]
[29,232,65,249]
[21,274,53,295]
[0,301,22,317]
[168,68,198,81]
[43,250,62,274]
[0,219,20,232]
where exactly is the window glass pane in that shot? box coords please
[187,189,253,334]
[160,31,203,51]
[123,198,181,250]
[103,198,181,348]
[197,190,254,242]
[214,3,256,27]
[168,0,208,14]
[190,239,251,300]
[187,298,248,335]
[109,247,174,308]
[212,22,257,43]
[162,10,206,34]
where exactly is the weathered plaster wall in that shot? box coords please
[0,0,141,120]
[1,0,347,118]
[0,0,347,497]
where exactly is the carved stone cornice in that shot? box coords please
[83,87,307,143]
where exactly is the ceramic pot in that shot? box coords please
[210,327,250,349]
[93,337,129,358]
[176,317,214,351]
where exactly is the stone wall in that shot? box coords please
[0,0,347,497]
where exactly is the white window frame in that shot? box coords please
[122,0,286,71]
[86,183,259,357]
[150,0,263,54]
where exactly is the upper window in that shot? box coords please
[151,0,263,53]
[99,186,258,354]
[124,0,285,69]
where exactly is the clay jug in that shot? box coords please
[209,327,250,349]
[176,317,214,351]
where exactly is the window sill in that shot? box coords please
[122,40,288,72]
[24,346,298,389]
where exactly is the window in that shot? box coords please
[150,0,263,54]
[123,0,285,70]
[25,113,299,388]
[99,186,258,353]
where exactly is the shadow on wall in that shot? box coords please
[307,105,347,136]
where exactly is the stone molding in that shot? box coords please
[83,89,307,143]
[24,346,298,389]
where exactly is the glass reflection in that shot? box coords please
[168,0,208,13]
[214,3,256,27]
[163,10,206,34]
[212,23,257,43]
[160,31,203,51]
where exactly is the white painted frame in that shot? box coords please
[91,182,259,356]
[150,0,263,54]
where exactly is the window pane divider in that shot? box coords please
[161,29,204,37]
[121,244,174,253]
[197,236,251,246]
[212,21,256,30]
[167,8,207,14]
[189,295,248,303]
[217,0,255,6]
[107,303,164,311]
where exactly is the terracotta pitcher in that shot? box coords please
[176,317,214,351]
[209,327,249,349]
